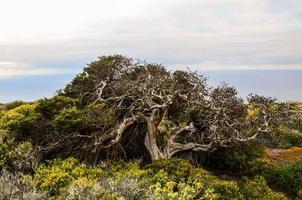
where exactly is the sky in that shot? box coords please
[0,0,302,102]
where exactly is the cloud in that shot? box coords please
[0,0,301,72]
[0,62,74,79]
[169,62,302,71]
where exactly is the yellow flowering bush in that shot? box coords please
[34,157,103,195]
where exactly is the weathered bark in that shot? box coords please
[143,109,164,160]
[143,109,215,160]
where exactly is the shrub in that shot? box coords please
[0,169,47,200]
[57,178,100,200]
[0,104,40,136]
[57,176,149,200]
[297,189,302,200]
[0,128,39,173]
[97,177,149,200]
[36,159,149,199]
[149,180,202,200]
[53,107,85,132]
[212,181,243,200]
[239,176,287,200]
[31,157,291,199]
[206,143,264,174]
[34,157,103,196]
[0,129,13,169]
[277,131,302,149]
[9,142,40,173]
[4,100,25,110]
[268,160,302,194]
[244,159,302,197]
[53,103,115,133]
[145,158,194,182]
[147,158,244,200]
[105,160,147,181]
[84,103,116,127]
[36,96,79,119]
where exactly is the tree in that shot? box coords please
[62,55,292,161]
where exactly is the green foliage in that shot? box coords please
[63,55,132,103]
[9,142,40,172]
[0,104,40,136]
[34,157,103,196]
[144,158,240,200]
[212,181,243,200]
[4,100,25,110]
[57,176,149,200]
[84,103,116,127]
[297,189,302,200]
[242,158,302,196]
[0,129,13,169]
[54,107,85,132]
[0,104,40,172]
[277,131,302,148]
[34,158,149,199]
[146,158,194,182]
[206,144,264,174]
[53,103,115,133]
[297,124,302,133]
[144,158,286,200]
[292,103,302,133]
[0,128,39,172]
[105,160,147,181]
[1,156,284,199]
[239,176,287,200]
[36,95,79,119]
[265,160,302,195]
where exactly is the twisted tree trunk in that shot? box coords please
[143,109,164,160]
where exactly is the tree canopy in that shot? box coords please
[40,55,290,161]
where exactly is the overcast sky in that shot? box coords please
[0,0,302,102]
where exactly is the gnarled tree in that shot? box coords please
[62,55,293,161]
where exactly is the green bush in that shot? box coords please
[145,158,290,200]
[53,103,115,133]
[4,100,25,110]
[277,131,302,148]
[0,129,13,169]
[9,142,40,173]
[212,181,243,200]
[206,144,264,174]
[0,104,40,136]
[84,103,116,127]
[36,96,79,119]
[34,157,103,196]
[267,160,302,195]
[53,107,85,132]
[30,157,291,199]
[246,158,302,196]
[239,176,287,200]
[297,189,302,200]
[0,128,39,172]
[146,158,194,182]
[105,160,147,181]
[146,159,244,200]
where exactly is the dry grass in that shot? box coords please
[263,147,302,164]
